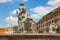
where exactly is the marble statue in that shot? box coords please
[16,2,36,33]
[16,2,26,32]
[48,22,57,34]
[24,14,36,33]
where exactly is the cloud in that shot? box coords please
[19,0,28,2]
[30,6,51,21]
[31,13,42,22]
[31,14,40,19]
[0,0,13,3]
[0,0,28,3]
[48,0,60,6]
[30,0,60,22]
[30,6,50,16]
[10,9,20,15]
[5,9,19,26]
[5,16,13,22]
[23,0,27,2]
[11,9,17,15]
[5,15,18,26]
[47,0,60,9]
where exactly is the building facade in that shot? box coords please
[0,28,5,34]
[32,7,60,34]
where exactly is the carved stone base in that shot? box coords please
[0,33,60,40]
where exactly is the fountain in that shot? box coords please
[0,2,60,40]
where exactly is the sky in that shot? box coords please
[0,0,60,27]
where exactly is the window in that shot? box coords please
[59,12,60,15]
[57,14,58,16]
[46,27,49,33]
[38,23,40,27]
[41,25,42,27]
[55,14,57,17]
[41,24,44,27]
[36,27,38,30]
[43,29,44,31]
[57,25,60,29]
[46,23,48,26]
[52,20,54,23]
[46,22,49,26]
[36,23,38,25]
[50,16,53,19]
[43,24,44,27]
[46,19,48,21]
[49,21,51,26]
[40,29,43,33]
[55,18,59,24]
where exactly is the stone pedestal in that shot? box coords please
[0,33,60,40]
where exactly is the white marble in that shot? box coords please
[49,23,57,34]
